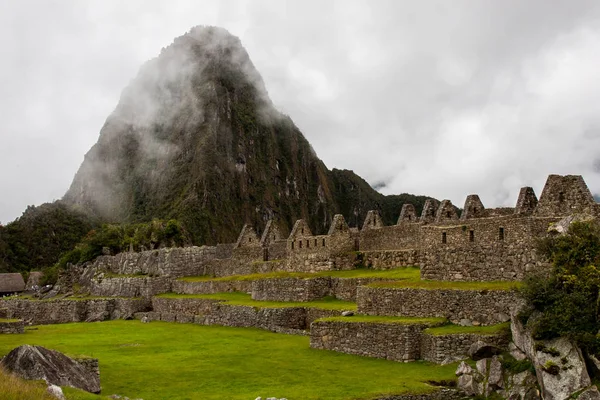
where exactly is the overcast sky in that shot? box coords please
[1,0,600,224]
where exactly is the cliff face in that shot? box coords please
[64,26,430,245]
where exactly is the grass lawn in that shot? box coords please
[178,267,422,282]
[0,321,457,400]
[0,318,22,323]
[157,292,358,311]
[424,322,511,336]
[316,315,446,326]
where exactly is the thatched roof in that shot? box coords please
[0,273,25,293]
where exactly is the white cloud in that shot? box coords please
[1,0,600,223]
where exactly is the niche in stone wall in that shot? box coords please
[499,227,505,241]
[469,230,475,242]
[442,232,447,244]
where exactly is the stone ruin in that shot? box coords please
[2,174,600,399]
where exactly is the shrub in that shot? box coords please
[520,221,600,354]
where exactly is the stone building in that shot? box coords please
[0,273,26,296]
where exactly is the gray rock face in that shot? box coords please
[511,312,591,400]
[0,345,101,393]
[47,384,65,400]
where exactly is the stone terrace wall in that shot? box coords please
[150,297,339,333]
[252,277,331,302]
[377,390,463,400]
[89,246,218,278]
[90,276,172,298]
[420,216,556,281]
[251,276,394,302]
[420,331,510,364]
[0,298,151,325]
[0,320,24,334]
[172,279,252,295]
[310,320,431,362]
[357,286,520,325]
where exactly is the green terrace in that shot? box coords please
[315,315,447,326]
[156,292,357,311]
[0,320,458,400]
[178,266,422,282]
[368,279,520,291]
[0,318,21,323]
[424,322,511,336]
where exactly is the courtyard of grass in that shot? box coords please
[0,320,457,400]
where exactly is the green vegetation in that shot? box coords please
[0,321,458,400]
[520,221,600,353]
[0,202,95,274]
[157,292,357,311]
[0,318,21,323]
[369,279,520,291]
[424,322,510,336]
[42,219,189,285]
[0,368,55,400]
[179,267,421,282]
[317,315,446,325]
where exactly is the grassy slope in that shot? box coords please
[0,368,56,400]
[424,322,511,336]
[178,267,422,282]
[0,321,457,400]
[157,292,357,311]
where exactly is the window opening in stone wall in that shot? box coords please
[299,241,302,249]
[322,238,326,246]
[314,239,318,247]
[306,240,310,248]
[273,235,276,241]
[263,248,269,262]
[249,237,252,242]
[469,230,474,242]
[446,211,451,218]
[301,228,304,234]
[559,192,565,203]
[442,232,447,244]
[291,241,294,250]
[499,227,505,241]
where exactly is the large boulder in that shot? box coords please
[0,345,100,393]
[511,313,591,400]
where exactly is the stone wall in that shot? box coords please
[376,390,463,400]
[89,276,172,298]
[88,246,218,278]
[251,276,394,302]
[252,278,331,302]
[420,216,556,281]
[0,298,151,325]
[150,297,340,333]
[171,279,252,295]
[0,319,24,334]
[359,250,420,269]
[420,331,510,364]
[310,320,433,362]
[357,286,520,325]
[360,223,421,251]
